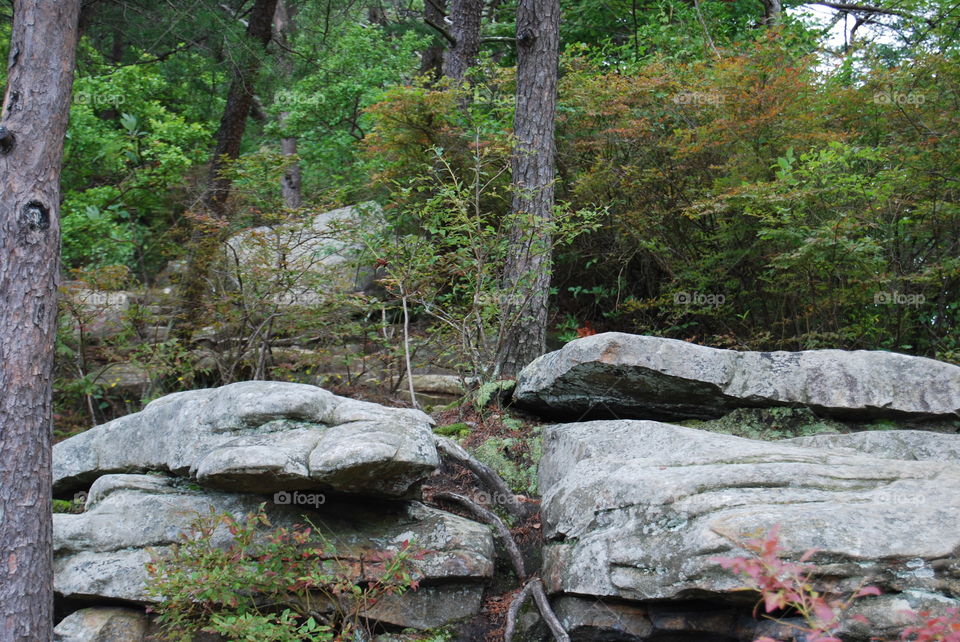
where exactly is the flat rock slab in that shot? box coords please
[539,420,960,639]
[53,381,438,498]
[514,332,960,421]
[54,474,494,630]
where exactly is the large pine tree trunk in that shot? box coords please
[0,1,81,639]
[443,0,484,80]
[495,0,560,379]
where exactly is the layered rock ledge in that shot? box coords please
[514,332,960,421]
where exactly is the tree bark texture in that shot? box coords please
[495,0,560,379]
[443,0,484,80]
[420,0,448,80]
[275,0,302,208]
[205,0,280,214]
[0,1,81,640]
[179,0,278,337]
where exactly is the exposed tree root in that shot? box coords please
[431,490,568,641]
[433,434,531,522]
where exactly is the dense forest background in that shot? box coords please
[2,0,957,434]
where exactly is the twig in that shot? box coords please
[433,435,530,522]
[398,284,419,409]
[432,491,526,579]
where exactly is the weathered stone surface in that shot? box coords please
[514,332,960,421]
[783,429,960,461]
[224,203,382,304]
[54,474,494,629]
[53,381,438,497]
[60,284,132,343]
[551,596,805,642]
[539,420,960,639]
[53,607,148,642]
[94,363,151,397]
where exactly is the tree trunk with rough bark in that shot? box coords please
[495,0,560,379]
[760,0,782,25]
[275,0,301,209]
[205,0,280,214]
[0,1,81,639]
[443,0,484,80]
[178,0,278,336]
[420,0,448,80]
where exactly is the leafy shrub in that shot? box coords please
[145,505,420,641]
[470,428,542,496]
[716,526,960,641]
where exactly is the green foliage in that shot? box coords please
[146,505,420,641]
[434,422,472,438]
[61,44,213,271]
[682,407,847,441]
[474,380,516,410]
[470,427,542,496]
[271,18,429,199]
[553,38,960,358]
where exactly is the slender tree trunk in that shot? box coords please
[0,1,81,639]
[279,113,302,208]
[205,0,280,214]
[274,0,301,209]
[495,0,560,379]
[420,0,448,80]
[178,0,278,336]
[443,0,484,80]
[760,0,782,25]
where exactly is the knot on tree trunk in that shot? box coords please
[0,126,14,154]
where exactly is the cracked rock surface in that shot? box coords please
[539,420,960,638]
[53,381,439,498]
[514,332,960,421]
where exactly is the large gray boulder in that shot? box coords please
[53,381,438,498]
[514,332,960,421]
[224,202,382,304]
[54,474,494,630]
[539,420,960,639]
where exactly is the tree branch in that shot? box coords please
[805,1,924,21]
[424,14,456,45]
